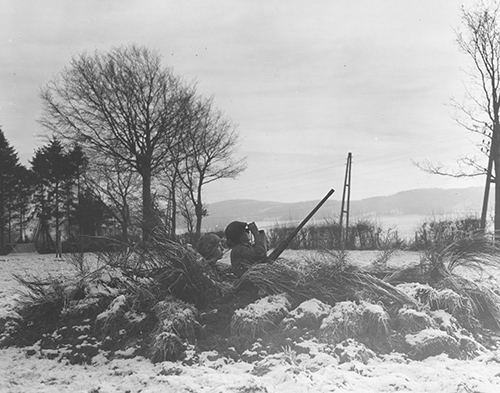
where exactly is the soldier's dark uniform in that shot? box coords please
[224,221,268,277]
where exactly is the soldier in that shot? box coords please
[196,233,224,265]
[224,221,268,277]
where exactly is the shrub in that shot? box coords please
[411,216,481,251]
[267,219,398,251]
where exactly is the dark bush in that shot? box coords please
[410,216,481,251]
[267,220,399,250]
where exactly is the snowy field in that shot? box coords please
[1,251,500,393]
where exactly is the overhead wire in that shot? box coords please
[206,131,482,198]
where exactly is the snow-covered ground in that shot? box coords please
[2,344,500,393]
[1,251,500,393]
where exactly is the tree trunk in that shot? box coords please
[121,202,130,243]
[77,174,81,237]
[194,195,203,244]
[495,157,500,234]
[19,206,24,242]
[66,184,72,239]
[0,178,4,252]
[141,169,154,243]
[171,185,177,239]
[55,182,61,257]
[121,222,129,244]
[495,123,500,235]
[8,208,11,244]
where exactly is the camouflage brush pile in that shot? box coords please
[105,228,221,308]
[1,234,215,363]
[387,232,500,330]
[235,253,415,309]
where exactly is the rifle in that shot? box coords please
[268,188,335,261]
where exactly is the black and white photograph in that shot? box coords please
[2,0,500,392]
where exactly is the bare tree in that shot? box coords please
[178,98,246,243]
[178,192,196,241]
[85,154,141,243]
[40,45,193,241]
[157,140,186,238]
[418,2,500,230]
[458,2,500,231]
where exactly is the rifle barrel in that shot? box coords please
[268,188,335,260]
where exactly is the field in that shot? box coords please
[1,251,500,393]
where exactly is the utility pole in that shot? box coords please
[339,152,352,248]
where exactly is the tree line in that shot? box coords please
[0,45,245,254]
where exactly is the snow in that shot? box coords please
[396,282,434,300]
[234,294,290,320]
[294,298,330,316]
[2,346,500,392]
[114,347,138,358]
[323,301,361,322]
[430,310,455,331]
[2,252,500,392]
[279,249,421,270]
[320,301,363,333]
[283,298,331,330]
[405,328,450,346]
[361,302,385,315]
[96,295,127,322]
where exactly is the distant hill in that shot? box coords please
[201,187,486,232]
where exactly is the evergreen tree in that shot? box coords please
[31,146,54,252]
[31,139,90,252]
[0,127,20,254]
[66,144,86,238]
[74,188,110,237]
[13,166,35,242]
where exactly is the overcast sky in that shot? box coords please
[1,0,485,203]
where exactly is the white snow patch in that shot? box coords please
[430,309,455,331]
[405,328,450,346]
[396,282,434,300]
[243,293,290,317]
[294,298,330,316]
[96,294,127,321]
[361,302,385,315]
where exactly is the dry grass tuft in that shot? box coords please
[362,302,391,337]
[396,282,479,330]
[319,301,364,344]
[388,232,500,331]
[149,331,185,363]
[436,275,500,330]
[234,262,305,299]
[396,308,436,334]
[388,232,500,284]
[405,328,460,360]
[439,232,500,274]
[230,294,290,339]
[153,296,199,341]
[9,274,69,345]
